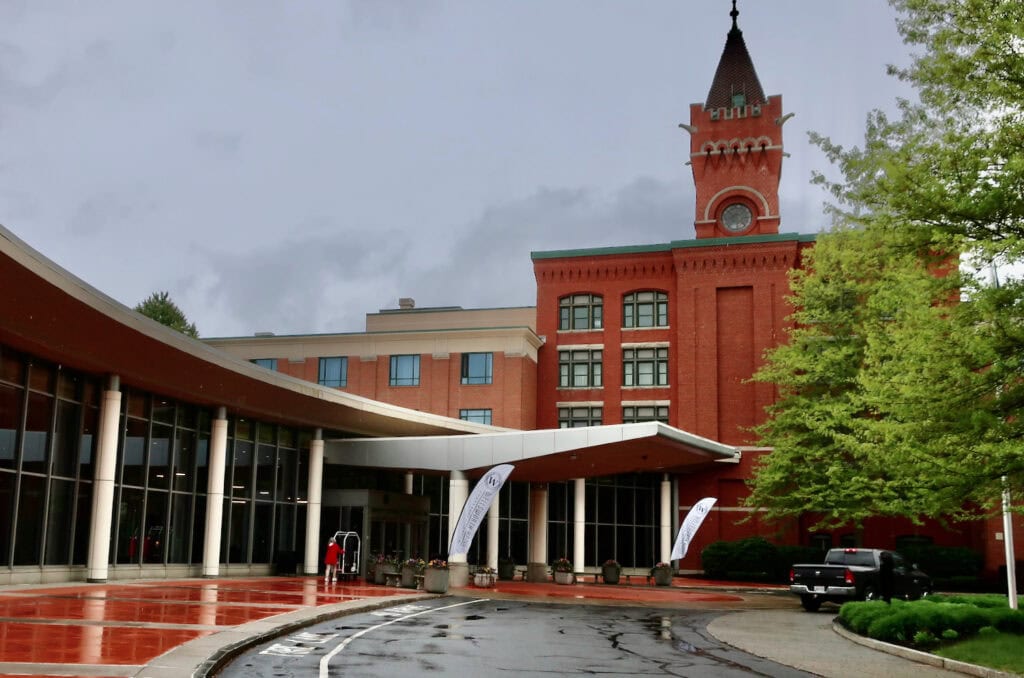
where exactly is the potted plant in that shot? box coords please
[473,565,497,588]
[498,556,516,581]
[552,557,574,585]
[401,558,425,588]
[424,558,449,593]
[651,562,673,587]
[601,559,621,585]
[371,553,386,584]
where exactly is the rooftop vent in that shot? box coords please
[398,297,415,310]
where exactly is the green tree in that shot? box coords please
[747,0,1024,526]
[134,291,199,338]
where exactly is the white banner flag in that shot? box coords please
[670,497,717,561]
[449,464,515,557]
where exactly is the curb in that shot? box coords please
[136,592,438,678]
[832,621,1019,678]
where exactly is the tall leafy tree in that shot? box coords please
[134,291,199,338]
[747,0,1024,526]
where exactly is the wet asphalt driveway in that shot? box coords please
[217,596,812,677]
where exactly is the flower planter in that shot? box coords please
[373,567,385,585]
[401,564,418,588]
[424,567,449,593]
[553,571,574,585]
[473,572,496,588]
[601,565,620,585]
[652,568,672,586]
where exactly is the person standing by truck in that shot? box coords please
[324,537,342,584]
[878,550,894,603]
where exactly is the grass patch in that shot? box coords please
[936,632,1024,674]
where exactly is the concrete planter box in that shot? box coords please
[424,568,449,593]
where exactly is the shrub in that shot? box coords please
[913,630,939,648]
[701,537,779,581]
[941,629,959,641]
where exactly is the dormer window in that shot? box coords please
[731,92,746,108]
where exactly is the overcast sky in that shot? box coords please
[1,1,913,337]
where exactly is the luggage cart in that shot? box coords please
[332,531,361,581]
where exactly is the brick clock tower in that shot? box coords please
[683,1,786,239]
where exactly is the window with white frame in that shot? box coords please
[623,291,668,328]
[459,408,492,424]
[318,356,347,387]
[559,294,603,331]
[622,347,668,387]
[622,404,669,423]
[558,405,602,428]
[460,352,493,385]
[389,354,420,386]
[558,349,602,388]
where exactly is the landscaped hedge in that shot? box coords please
[838,595,1024,649]
[701,537,820,582]
[897,545,985,591]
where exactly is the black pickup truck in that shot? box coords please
[789,548,931,611]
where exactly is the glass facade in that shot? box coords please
[0,343,309,574]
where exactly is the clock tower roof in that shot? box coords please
[704,1,765,110]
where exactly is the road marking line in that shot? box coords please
[318,598,488,678]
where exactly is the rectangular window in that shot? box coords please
[251,358,277,371]
[389,354,420,386]
[558,349,602,388]
[623,292,668,328]
[622,347,668,387]
[318,357,348,387]
[558,406,602,428]
[622,405,669,423]
[460,353,493,385]
[459,408,492,425]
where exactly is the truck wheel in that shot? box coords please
[800,595,822,612]
[862,585,877,602]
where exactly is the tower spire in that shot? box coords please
[704,0,765,110]
[730,0,738,30]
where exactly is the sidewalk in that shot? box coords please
[0,575,994,678]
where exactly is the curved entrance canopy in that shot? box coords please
[327,422,739,482]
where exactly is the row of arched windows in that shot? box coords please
[558,291,668,331]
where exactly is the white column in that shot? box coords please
[303,430,325,576]
[486,497,499,571]
[448,470,469,586]
[87,376,121,582]
[527,483,549,582]
[573,478,585,571]
[404,472,413,494]
[202,408,228,577]
[660,474,672,565]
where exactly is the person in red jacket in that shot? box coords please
[324,537,342,584]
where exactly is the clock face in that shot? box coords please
[721,203,753,232]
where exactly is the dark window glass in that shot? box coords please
[116,487,144,563]
[152,399,174,425]
[149,423,172,490]
[256,444,276,499]
[257,422,275,445]
[277,448,296,502]
[125,390,147,420]
[275,503,295,554]
[44,478,75,565]
[27,359,55,393]
[389,355,420,386]
[0,471,12,565]
[459,409,492,425]
[13,473,45,565]
[144,490,168,563]
[52,399,80,478]
[122,418,147,487]
[622,405,669,423]
[195,434,210,495]
[251,358,277,371]
[192,496,206,565]
[0,384,22,470]
[228,500,250,563]
[22,391,52,474]
[252,503,273,563]
[318,357,348,387]
[460,353,493,385]
[296,448,308,502]
[176,403,197,430]
[72,481,92,565]
[168,492,192,564]
[0,347,25,385]
[173,429,197,493]
[231,441,254,499]
[79,403,98,480]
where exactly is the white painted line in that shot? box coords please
[318,598,488,678]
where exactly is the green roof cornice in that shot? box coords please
[531,232,816,261]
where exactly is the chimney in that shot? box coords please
[398,298,415,310]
